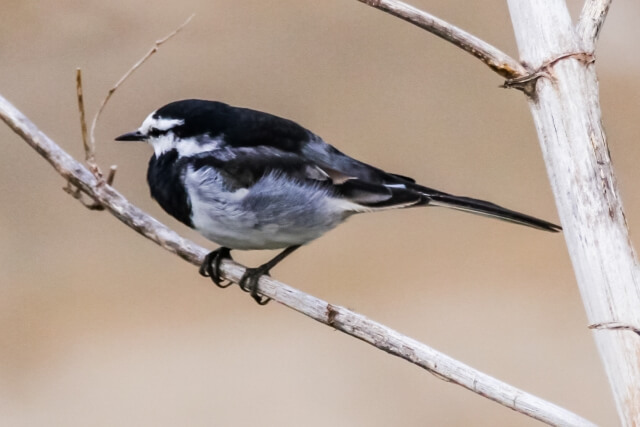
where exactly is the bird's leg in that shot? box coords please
[239,245,301,305]
[199,247,233,288]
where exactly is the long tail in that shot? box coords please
[409,183,561,232]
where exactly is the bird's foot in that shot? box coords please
[199,247,233,288]
[239,265,272,305]
[202,245,299,305]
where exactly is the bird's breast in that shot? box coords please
[184,168,349,250]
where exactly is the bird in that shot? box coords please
[116,99,561,304]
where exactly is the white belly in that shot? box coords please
[186,169,351,250]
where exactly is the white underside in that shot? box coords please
[186,167,357,250]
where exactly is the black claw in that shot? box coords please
[254,294,271,305]
[200,247,233,288]
[239,267,272,305]
[200,245,299,306]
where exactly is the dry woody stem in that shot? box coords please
[507,1,640,424]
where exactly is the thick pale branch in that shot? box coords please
[507,1,640,424]
[0,94,593,426]
[577,0,612,52]
[355,0,527,79]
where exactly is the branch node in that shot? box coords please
[63,181,105,211]
[589,322,640,337]
[327,304,338,326]
[502,52,594,97]
[502,72,544,97]
[106,165,118,186]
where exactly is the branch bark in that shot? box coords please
[355,0,527,79]
[507,1,640,425]
[0,94,594,426]
[577,0,613,52]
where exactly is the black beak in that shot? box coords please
[115,130,146,141]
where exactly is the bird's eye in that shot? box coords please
[148,128,169,138]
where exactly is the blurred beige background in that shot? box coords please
[1,1,639,425]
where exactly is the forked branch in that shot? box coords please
[0,94,593,426]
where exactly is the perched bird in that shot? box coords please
[116,99,560,304]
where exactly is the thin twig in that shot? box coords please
[88,14,195,150]
[75,69,91,164]
[355,0,527,79]
[0,93,595,427]
[74,16,193,190]
[577,0,612,52]
[76,68,102,179]
[75,68,109,209]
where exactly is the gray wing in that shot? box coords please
[184,146,425,210]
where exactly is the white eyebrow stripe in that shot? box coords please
[139,112,184,134]
[155,118,184,130]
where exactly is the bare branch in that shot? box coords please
[577,0,612,52]
[0,93,594,427]
[355,0,527,79]
[88,14,195,149]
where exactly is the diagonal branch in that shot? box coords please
[577,0,612,52]
[0,93,594,426]
[354,0,527,79]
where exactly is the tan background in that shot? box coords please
[1,1,639,425]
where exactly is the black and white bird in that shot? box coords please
[116,99,560,304]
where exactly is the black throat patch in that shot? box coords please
[147,149,193,227]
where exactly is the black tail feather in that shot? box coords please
[388,178,561,232]
[426,192,561,232]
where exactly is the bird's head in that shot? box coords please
[115,99,227,157]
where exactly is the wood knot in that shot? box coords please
[327,304,338,326]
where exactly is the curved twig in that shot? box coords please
[0,94,594,427]
[88,14,195,153]
[355,0,527,79]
